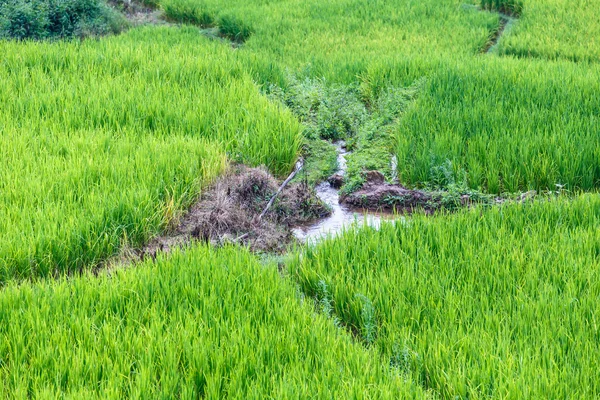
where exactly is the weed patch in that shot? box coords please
[270,77,421,195]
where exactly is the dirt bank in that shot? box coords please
[128,164,329,263]
[340,171,433,212]
[340,170,536,213]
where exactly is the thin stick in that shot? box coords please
[258,158,304,220]
[234,233,249,242]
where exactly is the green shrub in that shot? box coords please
[0,0,126,40]
[0,0,48,39]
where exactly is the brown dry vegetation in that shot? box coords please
[125,165,330,262]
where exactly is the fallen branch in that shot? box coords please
[234,233,249,242]
[258,158,304,221]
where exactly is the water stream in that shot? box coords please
[292,141,401,243]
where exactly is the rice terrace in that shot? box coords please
[0,0,599,397]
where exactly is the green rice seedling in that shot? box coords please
[497,0,600,62]
[146,0,496,80]
[0,0,598,283]
[0,0,599,398]
[217,14,252,43]
[161,0,214,26]
[161,0,599,194]
[292,195,600,398]
[392,55,600,193]
[0,27,300,281]
[0,245,426,398]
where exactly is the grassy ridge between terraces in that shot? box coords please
[0,245,427,399]
[0,27,300,281]
[292,195,600,399]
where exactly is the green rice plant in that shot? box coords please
[174,0,599,195]
[392,56,600,194]
[0,245,426,398]
[481,0,523,16]
[1,0,598,283]
[497,0,600,62]
[161,0,214,27]
[0,0,599,397]
[147,0,497,81]
[0,27,300,281]
[217,14,252,43]
[292,194,600,398]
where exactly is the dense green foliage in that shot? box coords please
[292,195,600,398]
[270,77,419,192]
[0,0,126,39]
[0,245,428,398]
[0,28,300,281]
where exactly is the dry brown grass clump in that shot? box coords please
[136,165,329,258]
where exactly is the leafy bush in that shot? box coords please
[0,0,126,40]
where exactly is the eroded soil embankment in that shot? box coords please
[117,165,329,265]
[341,171,433,212]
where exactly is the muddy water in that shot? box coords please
[292,142,402,243]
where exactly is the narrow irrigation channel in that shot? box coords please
[292,142,400,243]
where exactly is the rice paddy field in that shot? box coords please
[1,0,599,398]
